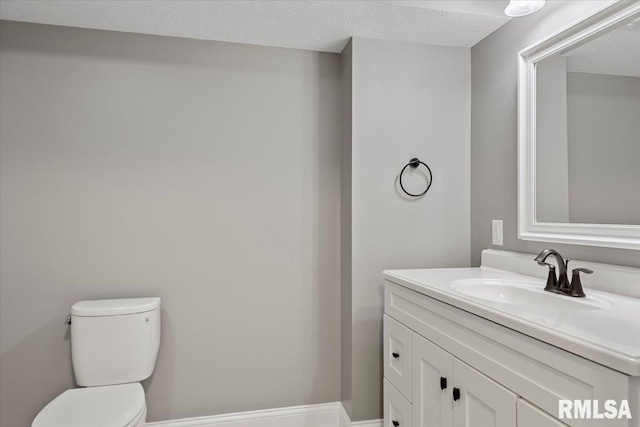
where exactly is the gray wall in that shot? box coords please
[470,1,640,268]
[0,21,341,426]
[344,37,471,421]
[567,72,640,225]
[340,39,354,418]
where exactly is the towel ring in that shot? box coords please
[399,157,433,197]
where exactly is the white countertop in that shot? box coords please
[383,266,640,376]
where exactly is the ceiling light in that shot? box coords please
[505,0,547,18]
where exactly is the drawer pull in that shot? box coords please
[440,377,447,390]
[453,387,461,401]
[392,421,400,427]
[392,352,400,359]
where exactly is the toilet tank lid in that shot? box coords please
[71,297,161,317]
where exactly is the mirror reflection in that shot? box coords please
[535,13,640,225]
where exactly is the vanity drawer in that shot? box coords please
[384,314,412,401]
[384,378,412,427]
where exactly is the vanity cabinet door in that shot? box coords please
[412,333,453,427]
[517,399,567,427]
[452,359,516,427]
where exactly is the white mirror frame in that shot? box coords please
[517,1,640,251]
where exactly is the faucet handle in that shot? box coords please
[537,261,557,292]
[569,268,592,298]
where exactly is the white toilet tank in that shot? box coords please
[70,297,161,387]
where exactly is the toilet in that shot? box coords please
[32,297,161,427]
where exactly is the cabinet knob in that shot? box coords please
[453,387,461,401]
[440,377,447,390]
[392,421,400,427]
[392,352,400,359]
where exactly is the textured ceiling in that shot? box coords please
[0,1,511,53]
[565,16,640,78]
[379,1,510,17]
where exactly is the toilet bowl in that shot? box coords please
[32,297,161,427]
[32,383,146,427]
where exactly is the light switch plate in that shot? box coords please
[492,220,503,246]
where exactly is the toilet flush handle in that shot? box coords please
[65,315,72,325]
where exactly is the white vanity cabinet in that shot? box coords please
[386,315,516,427]
[383,280,639,427]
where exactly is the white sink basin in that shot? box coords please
[450,279,611,311]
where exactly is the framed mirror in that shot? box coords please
[518,1,640,250]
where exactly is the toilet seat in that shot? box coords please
[32,383,146,427]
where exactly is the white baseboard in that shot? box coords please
[145,402,382,427]
[338,404,351,427]
[338,404,382,427]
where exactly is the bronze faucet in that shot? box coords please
[534,249,592,297]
